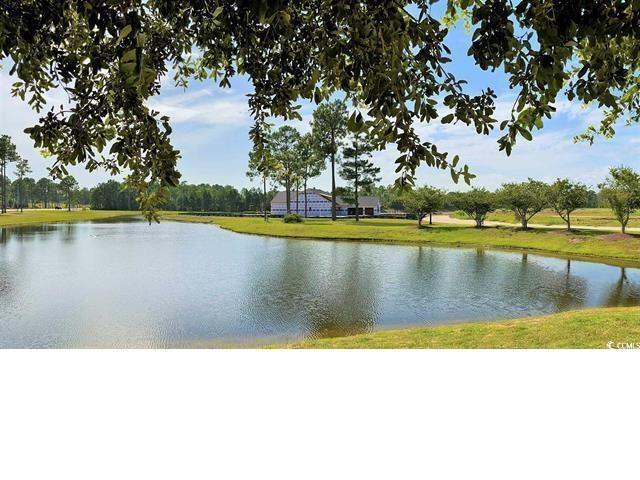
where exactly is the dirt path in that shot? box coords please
[431,214,640,234]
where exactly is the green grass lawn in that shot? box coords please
[165,214,640,263]
[0,209,140,227]
[278,307,640,348]
[453,208,639,228]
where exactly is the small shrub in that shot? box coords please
[283,213,303,223]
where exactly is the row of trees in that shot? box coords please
[401,167,640,233]
[2,133,268,214]
[248,100,381,222]
[90,180,272,213]
[1,135,81,212]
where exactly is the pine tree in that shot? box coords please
[339,134,381,221]
[14,157,32,212]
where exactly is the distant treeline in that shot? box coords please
[0,175,276,212]
[0,175,91,209]
[1,174,603,213]
[90,180,276,212]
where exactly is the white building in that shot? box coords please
[270,189,381,217]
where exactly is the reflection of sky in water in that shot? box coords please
[1,221,639,347]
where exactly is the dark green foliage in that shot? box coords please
[267,126,302,214]
[90,180,138,210]
[3,1,640,218]
[13,157,32,212]
[599,166,640,234]
[451,188,496,227]
[496,179,549,229]
[548,179,589,230]
[58,175,78,212]
[402,186,446,227]
[90,181,270,213]
[283,213,303,223]
[0,135,18,213]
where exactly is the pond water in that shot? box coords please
[1,220,639,348]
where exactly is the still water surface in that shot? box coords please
[1,220,640,347]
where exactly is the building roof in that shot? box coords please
[271,189,380,207]
[271,188,325,204]
[343,195,380,207]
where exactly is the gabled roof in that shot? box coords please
[271,189,380,207]
[342,196,380,207]
[271,188,329,204]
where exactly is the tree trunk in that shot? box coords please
[354,160,359,222]
[475,216,483,228]
[429,212,432,225]
[331,152,336,221]
[304,178,308,218]
[566,212,571,231]
[1,162,5,213]
[263,175,268,222]
[68,192,71,212]
[285,177,291,214]
[521,213,527,229]
[331,129,337,220]
[622,222,626,234]
[418,214,423,228]
[295,179,299,215]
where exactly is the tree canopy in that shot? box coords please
[548,178,589,230]
[402,186,446,227]
[0,134,18,213]
[312,100,348,220]
[497,179,549,229]
[2,1,640,217]
[599,166,640,234]
[451,188,496,227]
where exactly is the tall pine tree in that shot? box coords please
[339,134,381,221]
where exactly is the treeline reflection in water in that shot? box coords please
[1,221,639,347]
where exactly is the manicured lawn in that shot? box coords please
[0,209,140,227]
[454,208,640,228]
[165,214,640,263]
[279,307,640,348]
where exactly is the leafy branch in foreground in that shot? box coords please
[2,1,640,216]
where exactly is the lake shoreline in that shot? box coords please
[0,210,141,228]
[275,307,640,349]
[165,214,640,268]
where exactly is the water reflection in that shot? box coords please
[244,241,378,339]
[1,221,640,347]
[603,268,640,306]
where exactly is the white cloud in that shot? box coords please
[149,88,251,126]
[0,72,118,185]
[366,92,638,191]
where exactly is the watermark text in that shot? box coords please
[606,340,640,349]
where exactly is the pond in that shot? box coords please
[1,220,640,347]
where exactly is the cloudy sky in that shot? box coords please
[1,11,638,192]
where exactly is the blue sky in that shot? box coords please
[1,13,638,192]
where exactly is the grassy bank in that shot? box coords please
[165,214,640,264]
[453,208,640,229]
[279,307,640,348]
[0,209,140,227]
